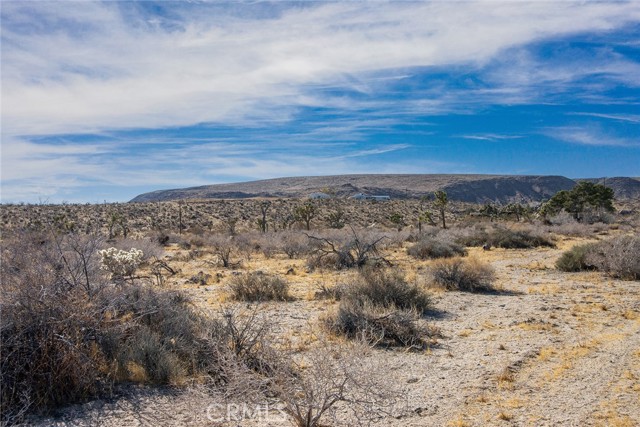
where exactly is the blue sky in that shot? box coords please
[1,1,639,203]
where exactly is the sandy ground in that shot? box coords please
[26,236,640,427]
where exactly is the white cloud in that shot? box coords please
[3,1,640,137]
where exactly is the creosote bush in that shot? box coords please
[407,237,467,260]
[228,272,290,302]
[430,257,496,292]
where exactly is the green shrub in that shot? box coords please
[228,272,290,301]
[430,257,495,292]
[555,244,594,272]
[407,237,467,260]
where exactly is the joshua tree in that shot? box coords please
[294,202,317,231]
[434,190,448,229]
[258,201,271,233]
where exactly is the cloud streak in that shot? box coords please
[543,125,638,147]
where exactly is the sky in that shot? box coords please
[1,0,639,203]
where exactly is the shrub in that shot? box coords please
[407,237,467,260]
[489,228,554,249]
[430,257,495,292]
[344,268,431,314]
[0,231,281,424]
[228,272,290,302]
[455,227,554,249]
[306,228,390,270]
[324,300,433,349]
[555,244,595,272]
[279,231,313,259]
[98,247,143,279]
[323,268,434,349]
[585,235,640,280]
[556,236,640,280]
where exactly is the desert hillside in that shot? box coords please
[130,174,640,204]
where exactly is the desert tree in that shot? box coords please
[540,182,614,223]
[434,190,448,229]
[327,208,346,229]
[107,211,130,239]
[255,200,271,233]
[388,212,405,231]
[274,205,295,231]
[478,203,499,222]
[294,202,317,231]
[416,196,436,234]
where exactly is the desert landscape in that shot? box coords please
[2,179,638,427]
[3,2,640,426]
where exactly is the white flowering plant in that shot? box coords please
[98,247,144,279]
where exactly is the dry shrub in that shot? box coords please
[407,237,467,260]
[228,272,290,302]
[430,257,496,292]
[206,234,237,268]
[278,231,315,259]
[324,268,434,349]
[585,235,640,280]
[306,228,390,270]
[344,268,431,314]
[273,344,405,427]
[0,231,282,424]
[324,300,434,349]
[455,226,554,249]
[558,235,640,280]
[546,213,608,237]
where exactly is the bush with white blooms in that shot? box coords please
[98,247,144,279]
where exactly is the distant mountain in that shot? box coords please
[129,174,600,203]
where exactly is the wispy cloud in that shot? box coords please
[568,112,640,123]
[458,134,523,141]
[543,125,637,147]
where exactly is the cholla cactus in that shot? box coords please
[98,247,144,279]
